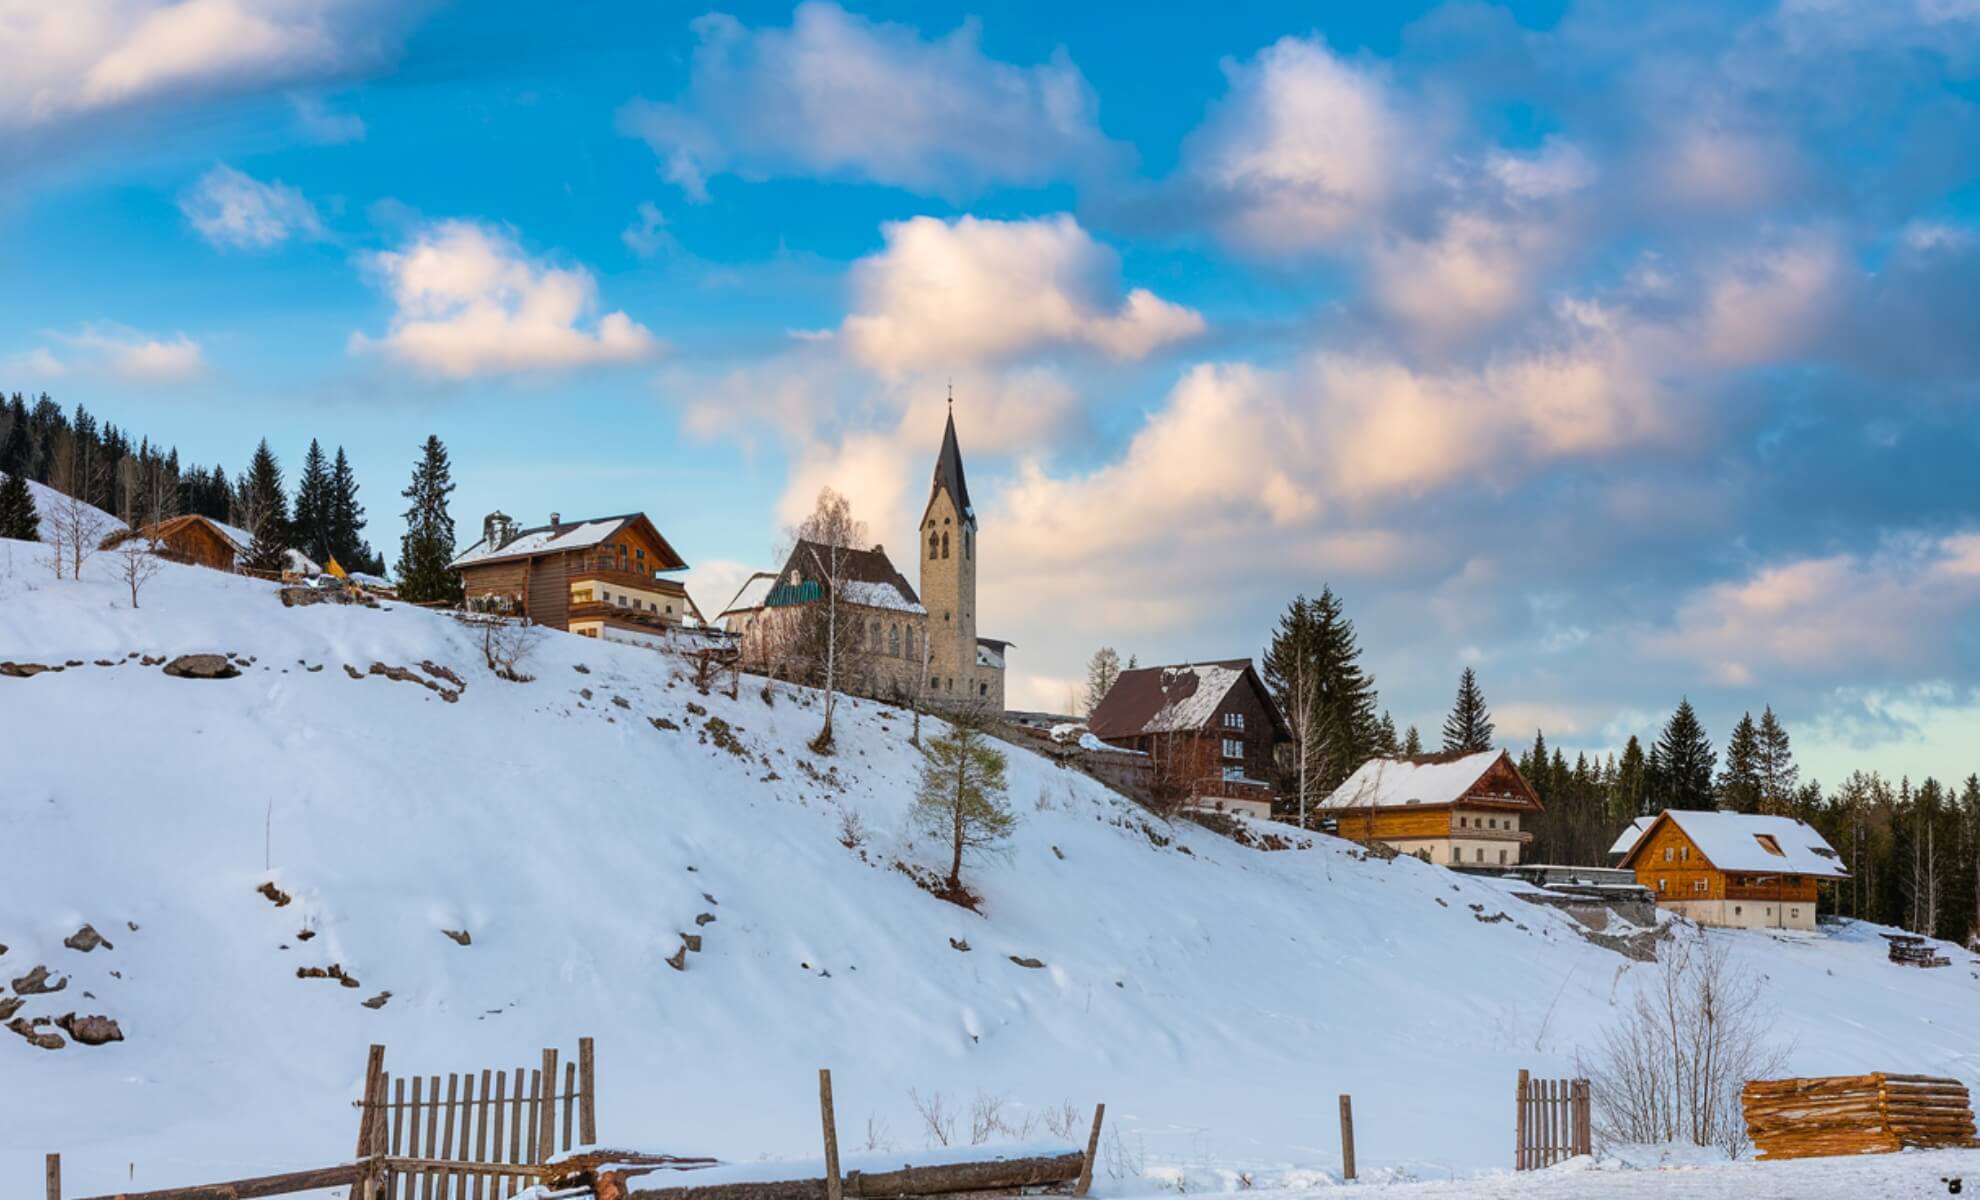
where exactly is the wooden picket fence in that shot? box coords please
[1514,1070,1591,1170]
[353,1038,596,1199]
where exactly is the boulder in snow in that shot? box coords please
[11,965,67,995]
[162,654,240,680]
[56,1013,123,1045]
[63,924,112,953]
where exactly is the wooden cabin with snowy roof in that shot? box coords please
[449,510,700,639]
[1086,659,1291,819]
[1319,750,1544,867]
[1614,809,1847,931]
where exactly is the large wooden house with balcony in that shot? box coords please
[450,510,701,640]
[1613,809,1847,931]
[1319,749,1544,867]
[1086,659,1292,819]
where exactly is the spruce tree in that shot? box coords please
[0,471,39,540]
[1402,725,1423,755]
[1655,698,1717,811]
[1756,705,1798,815]
[328,446,376,574]
[1616,735,1648,820]
[240,439,289,573]
[1717,711,1762,813]
[1441,666,1494,753]
[1262,586,1381,798]
[1376,710,1399,756]
[396,434,462,604]
[292,439,334,567]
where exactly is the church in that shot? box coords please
[734,405,1008,711]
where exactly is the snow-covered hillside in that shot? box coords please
[4,543,1980,1196]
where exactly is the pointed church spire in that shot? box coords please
[930,401,973,526]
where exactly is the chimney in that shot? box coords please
[483,510,513,551]
[549,512,561,529]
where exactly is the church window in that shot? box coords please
[929,531,938,559]
[941,532,950,559]
[965,531,972,560]
[868,622,879,651]
[905,627,915,658]
[979,681,988,697]
[890,625,900,656]
[930,675,939,690]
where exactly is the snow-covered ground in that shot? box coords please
[5,539,1980,1198]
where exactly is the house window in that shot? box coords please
[666,605,673,615]
[1222,738,1243,759]
[1663,847,1674,862]
[1679,846,1689,861]
[1791,908,1801,919]
[1451,846,1463,864]
[1693,879,1707,894]
[1222,712,1245,730]
[1498,850,1507,865]
[1735,905,1742,916]
[1223,766,1244,781]
[616,596,627,607]
[1657,878,1667,893]
[1488,818,1497,830]
[1458,816,1467,828]
[636,548,645,567]
[1475,848,1485,863]
[572,588,593,603]
[601,590,610,602]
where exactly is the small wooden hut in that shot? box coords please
[101,515,244,572]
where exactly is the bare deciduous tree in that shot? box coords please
[781,487,869,753]
[1579,932,1789,1158]
[480,618,542,682]
[48,490,109,582]
[117,539,162,607]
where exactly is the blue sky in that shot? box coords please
[4,0,1979,784]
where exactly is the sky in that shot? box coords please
[3,0,1978,785]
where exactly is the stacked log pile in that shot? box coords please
[1743,1073,1979,1160]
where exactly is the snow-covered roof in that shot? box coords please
[841,578,927,614]
[1087,660,1247,737]
[282,548,323,576]
[451,518,624,569]
[975,638,1006,669]
[1608,815,1655,857]
[1319,750,1529,811]
[718,571,776,617]
[1628,810,1849,878]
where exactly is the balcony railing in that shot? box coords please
[1190,776,1276,804]
[568,600,682,630]
[568,560,687,595]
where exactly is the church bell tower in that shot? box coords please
[919,402,977,700]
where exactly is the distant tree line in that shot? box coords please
[0,393,384,575]
[1259,584,1980,943]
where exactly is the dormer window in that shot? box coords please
[1754,834,1786,857]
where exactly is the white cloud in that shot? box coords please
[841,215,1202,375]
[1367,212,1556,341]
[621,202,674,258]
[351,220,660,379]
[1646,533,1980,683]
[180,162,323,249]
[1177,36,1405,253]
[1698,229,1846,366]
[289,91,364,142]
[18,323,207,381]
[618,2,1120,201]
[0,0,400,130]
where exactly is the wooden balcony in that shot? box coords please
[568,560,688,596]
[567,600,683,631]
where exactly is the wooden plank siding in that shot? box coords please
[1333,806,1455,842]
[1630,818,1821,904]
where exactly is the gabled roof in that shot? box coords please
[449,512,688,572]
[717,570,777,618]
[1318,749,1541,812]
[1608,815,1655,857]
[768,540,924,614]
[1087,659,1291,741]
[115,514,246,554]
[1619,810,1848,878]
[923,407,974,528]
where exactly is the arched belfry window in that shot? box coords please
[929,530,939,560]
[941,532,950,559]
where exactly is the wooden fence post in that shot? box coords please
[357,1044,387,1158]
[578,1037,597,1147]
[538,1049,559,1165]
[1338,1095,1356,1183]
[1075,1103,1106,1197]
[819,1069,843,1200]
[44,1152,59,1200]
[1515,1069,1529,1171]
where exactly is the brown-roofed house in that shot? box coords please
[1087,659,1292,819]
[101,515,245,572]
[1318,749,1543,867]
[741,538,931,704]
[449,510,698,639]
[1615,809,1847,930]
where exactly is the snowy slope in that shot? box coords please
[3,473,127,541]
[5,545,1980,1197]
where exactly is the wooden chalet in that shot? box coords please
[1086,659,1291,819]
[100,514,245,572]
[1319,750,1543,867]
[1614,809,1846,931]
[449,510,700,639]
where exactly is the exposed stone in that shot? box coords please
[949,938,971,953]
[0,996,22,1020]
[257,880,293,907]
[612,695,630,709]
[649,716,679,732]
[367,661,461,703]
[56,1013,123,1045]
[344,664,365,680]
[64,659,83,667]
[306,664,324,673]
[0,662,54,678]
[162,654,240,680]
[686,702,707,717]
[443,929,472,946]
[296,929,316,941]
[362,991,392,1010]
[11,965,67,995]
[680,933,703,953]
[694,912,716,926]
[420,661,465,689]
[1008,955,1045,969]
[64,924,112,953]
[7,1017,63,1050]
[94,659,116,667]
[573,663,590,674]
[665,945,687,971]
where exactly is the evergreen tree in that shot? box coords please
[1655,698,1717,811]
[1717,711,1762,813]
[1755,705,1799,815]
[1262,586,1381,800]
[1616,735,1648,820]
[327,447,376,574]
[1376,711,1399,756]
[0,470,39,540]
[239,439,289,572]
[1441,667,1494,753]
[1402,725,1423,755]
[292,439,334,567]
[0,396,29,477]
[395,434,462,603]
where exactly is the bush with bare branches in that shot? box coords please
[481,619,542,682]
[1577,931,1789,1157]
[117,540,162,607]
